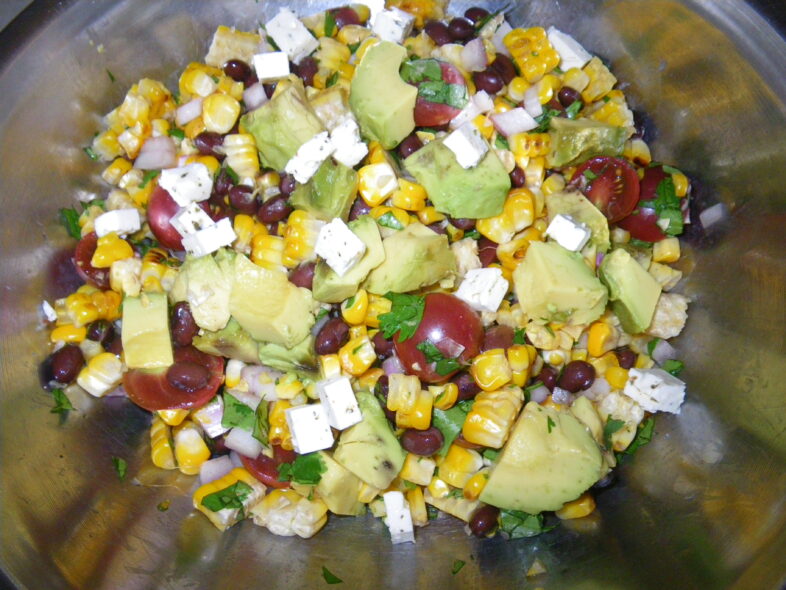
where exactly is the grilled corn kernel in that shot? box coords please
[430,382,458,411]
[337,23,371,45]
[233,214,268,254]
[588,321,619,358]
[91,129,124,161]
[507,344,533,387]
[223,133,260,179]
[462,385,524,448]
[463,469,489,501]
[358,163,398,207]
[439,445,484,489]
[102,158,133,185]
[503,27,560,84]
[173,421,210,475]
[588,351,620,375]
[407,487,429,527]
[476,187,536,244]
[342,289,369,325]
[91,233,134,268]
[541,173,566,196]
[158,408,189,426]
[365,293,392,328]
[357,367,385,391]
[386,373,421,413]
[581,57,617,103]
[339,335,376,376]
[427,475,451,499]
[179,62,220,99]
[652,237,681,263]
[496,227,541,272]
[269,400,294,451]
[470,349,513,392]
[605,366,630,390]
[396,389,434,430]
[319,353,343,380]
[250,488,329,538]
[251,234,286,271]
[400,453,437,487]
[282,211,325,267]
[416,206,446,226]
[511,132,551,162]
[556,492,596,520]
[391,178,427,212]
[623,137,652,166]
[150,415,176,470]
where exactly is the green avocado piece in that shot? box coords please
[333,391,406,489]
[547,117,628,168]
[599,248,662,334]
[546,190,611,253]
[312,215,385,303]
[171,253,232,332]
[240,77,325,171]
[349,41,417,149]
[258,334,318,378]
[193,317,259,363]
[479,402,603,513]
[314,451,365,516]
[229,253,315,348]
[363,222,456,295]
[403,138,510,219]
[121,293,173,370]
[570,396,604,445]
[289,158,359,222]
[513,241,607,326]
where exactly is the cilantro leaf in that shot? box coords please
[222,392,257,431]
[661,359,685,376]
[603,417,626,448]
[277,452,327,485]
[400,58,442,84]
[201,480,253,512]
[376,211,404,230]
[254,400,270,445]
[494,135,510,150]
[617,417,655,462]
[106,69,116,83]
[347,41,361,54]
[168,127,185,140]
[326,71,340,88]
[647,338,661,357]
[583,169,599,181]
[641,177,683,236]
[452,559,466,575]
[324,10,337,38]
[499,509,554,538]
[59,207,82,239]
[474,10,500,30]
[416,340,463,376]
[417,80,468,110]
[322,566,343,584]
[546,416,556,433]
[316,308,329,320]
[565,100,583,119]
[378,293,425,342]
[464,229,481,239]
[513,328,527,345]
[533,107,561,133]
[50,388,74,414]
[83,146,99,161]
[112,456,128,481]
[661,164,681,175]
[138,169,160,189]
[224,165,240,183]
[432,400,474,456]
[482,448,500,463]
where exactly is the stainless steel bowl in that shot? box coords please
[2,1,785,588]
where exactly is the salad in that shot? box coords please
[42,1,692,544]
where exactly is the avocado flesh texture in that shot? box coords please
[333,391,406,489]
[121,293,173,369]
[480,402,603,513]
[172,253,232,332]
[241,76,325,171]
[599,247,662,334]
[193,317,259,363]
[349,41,417,149]
[513,241,607,326]
[289,158,359,222]
[404,138,510,219]
[314,451,365,516]
[547,117,628,168]
[312,215,385,303]
[363,222,456,295]
[258,334,319,380]
[546,190,611,253]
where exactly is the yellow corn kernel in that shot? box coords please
[470,349,513,392]
[358,163,398,206]
[396,389,434,430]
[431,382,458,411]
[158,408,189,427]
[556,492,596,520]
[493,96,514,114]
[541,395,565,411]
[151,118,170,137]
[319,353,343,380]
[571,349,588,362]
[194,467,267,531]
[507,344,532,387]
[357,367,385,391]
[179,62,220,100]
[562,66,590,92]
[233,214,268,255]
[140,247,177,293]
[588,351,620,375]
[173,421,210,475]
[337,23,371,46]
[90,233,134,269]
[507,76,530,102]
[671,171,689,197]
[365,293,392,328]
[581,57,617,103]
[386,0,445,28]
[541,173,566,196]
[386,373,421,413]
[587,94,634,128]
[473,114,495,139]
[348,324,368,341]
[91,129,124,161]
[427,475,451,499]
[223,133,260,179]
[416,206,445,226]
[101,158,133,185]
[358,481,381,503]
[623,137,652,166]
[400,453,437,486]
[274,373,303,400]
[538,74,561,104]
[476,187,536,244]
[365,141,390,166]
[342,289,369,325]
[269,400,294,451]
[251,488,329,538]
[635,353,655,370]
[524,156,546,188]
[439,445,484,488]
[391,178,427,212]
[652,237,681,263]
[504,27,560,84]
[283,210,325,268]
[150,415,176,470]
[251,234,286,271]
[339,335,376,376]
[588,321,618,358]
[463,469,489,501]
[369,206,410,231]
[511,132,551,162]
[407,487,429,527]
[605,366,629,390]
[496,227,541,272]
[184,116,207,140]
[75,351,124,397]
[462,385,524,448]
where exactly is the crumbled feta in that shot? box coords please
[443,122,489,169]
[285,403,335,454]
[330,117,368,168]
[317,376,362,430]
[192,396,229,438]
[158,163,213,206]
[170,202,215,237]
[545,214,591,252]
[181,217,237,258]
[314,218,367,277]
[40,300,58,322]
[252,51,291,82]
[93,208,141,238]
[546,27,593,71]
[284,131,336,184]
[372,8,415,44]
[623,367,686,414]
[382,491,415,544]
[455,267,509,313]
[647,293,689,339]
[265,8,319,64]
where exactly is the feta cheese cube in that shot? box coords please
[314,218,367,277]
[382,491,415,544]
[443,122,489,169]
[317,376,362,430]
[181,217,237,258]
[93,208,141,238]
[623,367,686,414]
[284,131,336,184]
[285,403,335,454]
[372,8,415,44]
[40,300,58,322]
[192,396,229,438]
[545,214,592,251]
[330,117,368,168]
[547,27,593,71]
[170,202,215,237]
[455,267,509,313]
[265,8,319,64]
[158,163,213,206]
[252,51,290,82]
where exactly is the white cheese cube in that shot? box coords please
[158,163,214,206]
[547,27,592,71]
[372,8,415,44]
[382,491,415,544]
[330,117,368,168]
[181,217,237,258]
[623,367,686,414]
[443,122,489,169]
[455,267,509,313]
[317,376,362,430]
[170,202,215,237]
[93,208,141,238]
[252,51,291,82]
[285,403,335,454]
[545,214,591,251]
[314,218,367,277]
[192,396,229,438]
[40,300,58,322]
[285,131,336,184]
[265,8,319,64]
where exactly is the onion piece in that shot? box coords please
[241,365,281,401]
[224,427,263,459]
[176,97,203,126]
[243,82,269,111]
[199,455,234,485]
[552,386,575,406]
[491,107,537,137]
[523,85,543,118]
[492,21,513,56]
[529,384,550,404]
[438,336,465,359]
[651,338,678,365]
[135,136,176,170]
[229,450,245,468]
[699,203,725,229]
[461,38,488,72]
[382,355,405,376]
[581,377,611,401]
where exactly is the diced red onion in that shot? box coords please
[461,38,488,72]
[581,377,611,401]
[199,455,234,485]
[224,427,264,458]
[523,85,543,118]
[552,386,575,406]
[699,203,725,228]
[596,252,605,267]
[437,336,465,359]
[492,21,513,56]
[652,338,678,365]
[241,365,281,401]
[175,97,203,126]
[529,384,550,404]
[243,83,269,111]
[229,450,245,468]
[382,355,405,376]
[105,384,127,397]
[135,136,176,170]
[311,312,331,337]
[491,107,537,137]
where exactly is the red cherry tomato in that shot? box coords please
[73,232,110,289]
[123,346,224,411]
[147,186,212,251]
[394,293,483,384]
[240,444,294,489]
[412,61,466,127]
[616,165,668,242]
[570,156,640,223]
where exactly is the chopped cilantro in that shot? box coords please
[646,338,661,357]
[112,456,128,481]
[345,294,356,309]
[661,359,685,376]
[210,75,220,83]
[546,416,556,433]
[482,448,500,463]
[224,165,240,183]
[661,164,682,175]
[168,127,186,140]
[513,328,527,345]
[474,10,499,30]
[324,10,337,38]
[59,207,82,239]
[446,488,464,499]
[544,324,555,337]
[629,238,653,248]
[376,211,404,230]
[347,41,361,54]
[316,308,329,321]
[565,100,583,119]
[583,169,599,181]
[464,229,481,239]
[378,292,425,342]
[499,509,554,538]
[277,452,327,485]
[416,340,463,376]
[402,480,417,490]
[254,400,270,446]
[50,388,74,414]
[639,176,683,236]
[221,392,256,431]
[138,169,160,189]
[533,107,561,133]
[326,71,340,88]
[452,560,466,575]
[427,504,440,520]
[418,80,469,109]
[400,58,443,84]
[617,417,655,462]
[322,566,343,584]
[106,69,116,83]
[83,146,99,161]
[432,400,474,456]
[201,480,253,513]
[494,135,510,150]
[603,417,626,448]
[129,237,160,257]
[553,66,565,75]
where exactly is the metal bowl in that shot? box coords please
[1,1,785,588]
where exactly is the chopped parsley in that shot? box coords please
[617,417,655,462]
[432,400,474,456]
[277,452,327,485]
[499,509,554,538]
[138,169,160,189]
[416,340,463,376]
[603,417,626,448]
[83,146,99,161]
[446,488,464,499]
[639,176,683,236]
[452,559,466,574]
[513,328,527,345]
[378,292,425,342]
[326,71,340,88]
[168,127,186,140]
[565,99,583,119]
[322,566,343,584]
[661,359,685,376]
[323,10,337,38]
[546,416,556,433]
[59,207,82,239]
[112,456,128,481]
[106,69,116,83]
[50,388,74,414]
[201,480,253,513]
[400,58,468,110]
[494,135,510,150]
[376,211,405,230]
[344,294,356,308]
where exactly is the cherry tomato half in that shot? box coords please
[73,232,110,289]
[570,156,640,223]
[394,293,483,384]
[240,444,295,489]
[616,165,668,242]
[123,346,224,411]
[412,61,466,127]
[147,186,212,251]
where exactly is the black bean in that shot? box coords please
[171,302,199,347]
[372,331,395,359]
[213,169,235,197]
[473,68,504,94]
[464,6,490,24]
[477,237,498,266]
[481,325,514,352]
[263,83,276,98]
[397,134,423,159]
[332,6,360,28]
[348,197,371,221]
[469,504,500,537]
[107,334,123,356]
[448,17,474,42]
[452,371,481,401]
[615,347,637,369]
[288,262,315,289]
[558,86,582,108]
[86,319,114,348]
[315,318,350,355]
[558,360,596,393]
[229,185,256,214]
[223,59,252,83]
[278,173,297,197]
[448,216,475,231]
[257,195,293,224]
[490,54,516,84]
[428,222,447,235]
[296,56,318,87]
[50,345,85,384]
[538,365,559,391]
[166,361,210,392]
[194,131,224,158]
[400,427,444,456]
[510,166,526,188]
[425,20,452,46]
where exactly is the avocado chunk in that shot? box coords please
[312,215,385,303]
[513,241,607,325]
[570,396,604,445]
[258,334,319,378]
[404,138,510,219]
[546,190,611,253]
[363,222,456,295]
[599,247,662,334]
[547,117,628,168]
[121,293,173,369]
[240,76,325,171]
[480,402,603,513]
[333,391,406,489]
[193,317,259,363]
[171,253,232,332]
[289,158,359,222]
[314,451,365,516]
[229,253,315,348]
[349,41,417,149]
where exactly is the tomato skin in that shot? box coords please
[616,165,668,242]
[394,293,483,384]
[147,186,212,251]
[240,446,292,489]
[412,61,466,127]
[570,156,640,223]
[123,346,224,411]
[73,232,110,289]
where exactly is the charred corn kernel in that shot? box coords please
[623,137,652,166]
[250,488,328,538]
[173,421,210,475]
[369,205,410,230]
[542,173,566,196]
[563,66,590,92]
[150,415,176,470]
[427,475,451,499]
[463,469,489,501]
[504,27,560,84]
[473,114,495,139]
[431,382,458,410]
[386,374,421,413]
[117,90,150,128]
[91,233,134,269]
[76,352,124,397]
[319,353,343,380]
[51,324,87,343]
[101,158,133,185]
[179,62,220,99]
[672,171,689,197]
[223,133,260,179]
[194,467,267,531]
[184,116,207,140]
[416,206,445,226]
[588,321,618,357]
[365,293,392,328]
[507,76,530,102]
[507,345,533,387]
[470,349,513,392]
[224,359,245,389]
[342,289,369,325]
[269,400,294,451]
[317,37,351,71]
[524,156,546,188]
[358,481,381,503]
[407,487,429,527]
[391,179,427,212]
[64,289,122,327]
[587,92,634,128]
[283,211,325,267]
[439,445,484,488]
[110,257,142,296]
[140,248,177,293]
[91,129,124,161]
[358,163,398,206]
[511,132,551,162]
[136,78,172,117]
[653,237,681,263]
[605,366,629,390]
[348,324,368,341]
[581,57,617,103]
[233,214,267,254]
[396,389,434,430]
[357,367,385,391]
[635,353,655,370]
[493,96,514,114]
[556,492,596,520]
[275,373,304,400]
[251,234,286,271]
[339,335,376,376]
[538,74,561,104]
[476,187,536,243]
[158,408,189,427]
[400,453,436,486]
[496,227,541,272]
[588,351,620,375]
[337,23,371,46]
[462,385,524,448]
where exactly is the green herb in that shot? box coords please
[254,400,270,445]
[474,10,499,30]
[464,229,481,240]
[376,211,405,230]
[378,293,425,342]
[168,127,186,140]
[646,338,661,357]
[446,488,464,499]
[603,417,626,448]
[602,95,611,102]
[83,146,99,161]
[513,328,527,345]
[553,66,565,75]
[661,359,685,376]
[629,238,653,248]
[617,417,655,462]
[210,75,220,83]
[112,456,128,481]
[345,294,356,308]
[416,340,463,376]
[157,500,170,512]
[326,71,340,88]
[266,35,281,52]
[639,176,683,236]
[322,566,343,584]
[494,135,510,150]
[50,388,74,414]
[129,237,160,258]
[201,480,253,513]
[661,164,682,175]
[277,453,327,485]
[400,58,443,84]
[583,169,599,181]
[347,41,361,54]
[565,100,583,119]
[352,344,364,354]
[222,392,257,431]
[59,207,82,239]
[482,448,500,463]
[106,69,116,83]
[418,80,469,109]
[452,560,466,575]
[533,107,561,133]
[402,480,417,490]
[224,165,240,183]
[499,509,554,538]
[173,91,181,105]
[546,416,556,433]
[544,324,555,337]
[138,169,160,189]
[427,504,440,520]
[432,400,475,456]
[316,308,329,321]
[324,10,337,38]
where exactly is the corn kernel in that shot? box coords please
[542,173,566,196]
[588,351,620,375]
[173,421,210,475]
[476,187,536,244]
[407,487,429,527]
[556,492,596,520]
[339,336,376,376]
[400,453,436,486]
[652,237,681,263]
[101,158,133,185]
[462,385,524,448]
[430,382,458,410]
[158,408,189,426]
[342,289,369,325]
[470,349,512,392]
[395,389,434,430]
[588,321,618,357]
[391,178,427,212]
[358,163,398,207]
[269,400,294,451]
[365,294,392,328]
[416,206,445,226]
[356,367,384,391]
[503,27,560,84]
[463,470,488,501]
[150,415,176,470]
[91,233,134,269]
[51,324,87,343]
[439,445,483,488]
[507,76,530,102]
[672,171,689,197]
[605,366,629,390]
[427,475,450,499]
